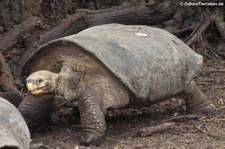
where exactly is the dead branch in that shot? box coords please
[83,2,178,27]
[0,17,41,53]
[0,52,21,95]
[24,12,86,49]
[186,18,213,46]
[170,24,196,34]
[136,122,175,137]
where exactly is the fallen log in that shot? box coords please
[22,12,87,50]
[0,17,41,53]
[20,1,179,67]
[21,12,87,65]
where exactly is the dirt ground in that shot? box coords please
[29,58,225,149]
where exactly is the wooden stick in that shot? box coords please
[170,24,196,34]
[0,17,41,53]
[136,122,175,137]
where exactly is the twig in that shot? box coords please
[170,24,196,34]
[209,69,225,73]
[195,79,214,82]
[185,23,201,42]
[195,82,211,85]
[136,122,175,137]
[0,17,41,53]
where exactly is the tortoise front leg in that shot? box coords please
[181,81,216,114]
[78,89,106,146]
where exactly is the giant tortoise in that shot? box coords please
[0,97,30,149]
[18,24,216,145]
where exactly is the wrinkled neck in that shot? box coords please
[50,73,60,93]
[56,67,83,96]
[60,65,74,73]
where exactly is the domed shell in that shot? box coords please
[21,24,203,101]
[0,97,30,149]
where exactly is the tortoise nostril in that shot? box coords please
[26,79,31,83]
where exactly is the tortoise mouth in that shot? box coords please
[28,86,48,95]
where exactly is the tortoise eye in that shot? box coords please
[37,79,43,83]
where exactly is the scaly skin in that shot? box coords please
[181,81,216,114]
[78,89,106,146]
[18,94,54,131]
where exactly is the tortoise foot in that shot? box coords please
[80,131,101,146]
[182,81,217,115]
[187,100,216,114]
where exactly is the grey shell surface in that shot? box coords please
[21,24,203,101]
[0,97,30,149]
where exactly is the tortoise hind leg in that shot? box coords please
[181,81,216,114]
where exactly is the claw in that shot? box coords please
[79,131,101,146]
[187,101,217,115]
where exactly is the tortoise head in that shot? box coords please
[26,70,59,95]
